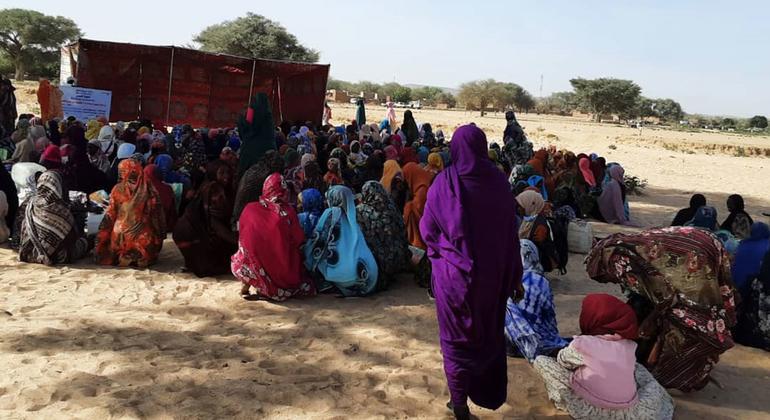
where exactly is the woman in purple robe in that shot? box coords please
[420,124,523,419]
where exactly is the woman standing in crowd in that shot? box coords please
[238,93,276,177]
[232,173,313,301]
[420,125,522,420]
[95,159,165,268]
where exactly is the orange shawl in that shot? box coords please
[402,162,434,249]
[96,159,165,267]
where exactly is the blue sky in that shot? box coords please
[7,0,770,116]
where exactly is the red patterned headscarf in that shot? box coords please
[261,173,289,204]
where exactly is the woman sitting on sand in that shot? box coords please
[144,164,177,233]
[95,159,165,268]
[721,194,753,240]
[596,165,632,225]
[732,222,770,298]
[516,190,558,273]
[297,188,324,239]
[356,180,411,291]
[18,171,91,265]
[686,205,719,231]
[534,294,674,420]
[381,160,408,214]
[402,162,434,249]
[671,194,707,226]
[734,247,770,351]
[587,227,736,392]
[505,240,568,362]
[425,152,444,175]
[304,185,378,297]
[232,173,314,301]
[173,181,237,278]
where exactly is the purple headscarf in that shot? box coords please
[420,124,522,410]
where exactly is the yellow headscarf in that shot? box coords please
[85,119,102,140]
[380,160,402,193]
[137,126,151,136]
[427,152,444,173]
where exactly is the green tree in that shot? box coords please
[195,13,319,62]
[513,88,536,113]
[392,86,412,103]
[458,79,502,115]
[654,98,684,122]
[326,78,354,92]
[435,92,457,108]
[353,80,381,97]
[635,97,657,118]
[749,115,768,129]
[379,82,403,101]
[536,91,577,115]
[412,86,444,105]
[570,77,641,121]
[0,8,81,80]
[721,118,736,129]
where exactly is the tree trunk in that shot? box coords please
[14,57,25,81]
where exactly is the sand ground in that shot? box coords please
[0,100,769,419]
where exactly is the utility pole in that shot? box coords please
[539,74,544,98]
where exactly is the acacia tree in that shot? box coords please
[0,9,81,80]
[412,86,444,106]
[536,91,577,115]
[570,77,641,121]
[435,92,457,108]
[195,13,319,62]
[749,115,768,129]
[392,86,412,103]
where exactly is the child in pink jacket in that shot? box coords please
[534,294,674,419]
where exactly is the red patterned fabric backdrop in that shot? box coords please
[71,39,329,127]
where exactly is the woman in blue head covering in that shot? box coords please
[732,222,770,297]
[527,175,549,201]
[379,118,391,134]
[504,239,569,362]
[298,188,324,239]
[304,185,378,296]
[417,146,430,165]
[686,206,718,231]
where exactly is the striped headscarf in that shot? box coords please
[20,171,76,265]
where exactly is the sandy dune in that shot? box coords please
[0,105,768,419]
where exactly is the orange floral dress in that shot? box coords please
[95,159,165,267]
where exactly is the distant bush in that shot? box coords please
[624,175,648,195]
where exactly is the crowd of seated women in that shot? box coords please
[0,95,452,302]
[2,98,769,420]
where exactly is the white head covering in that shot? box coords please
[98,125,115,140]
[520,239,543,274]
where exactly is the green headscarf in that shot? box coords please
[237,93,276,177]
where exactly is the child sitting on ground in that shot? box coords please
[533,294,674,420]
